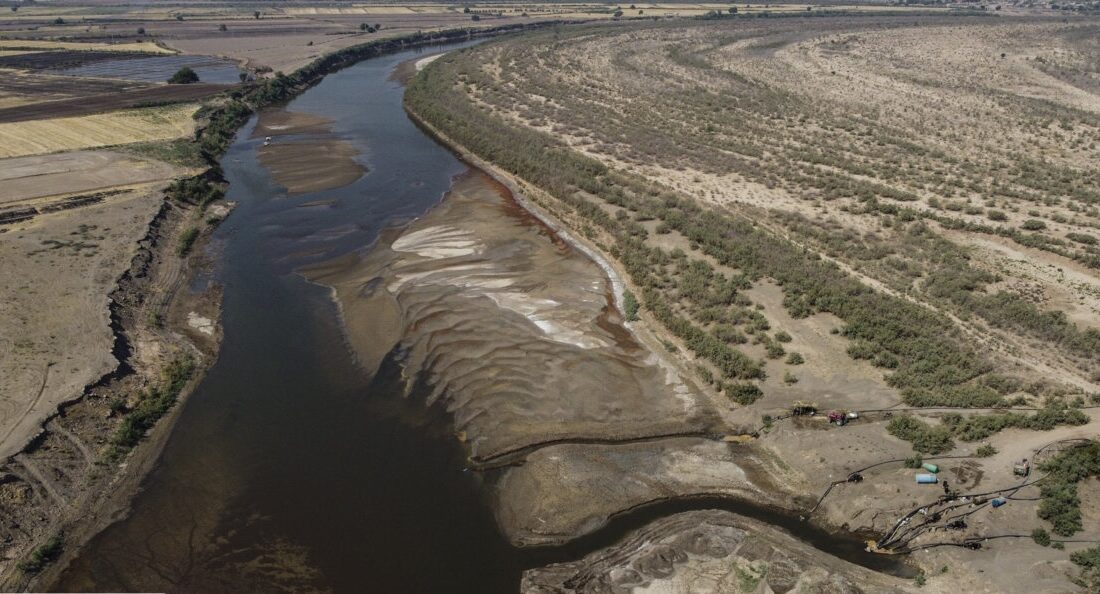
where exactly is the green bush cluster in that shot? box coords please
[107,357,195,460]
[939,406,1088,441]
[1038,441,1100,536]
[176,227,199,257]
[623,289,640,321]
[1071,543,1100,590]
[17,535,63,575]
[888,407,1086,453]
[887,416,954,454]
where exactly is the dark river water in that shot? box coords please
[52,40,907,593]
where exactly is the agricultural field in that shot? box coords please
[0,103,201,158]
[409,14,1100,591]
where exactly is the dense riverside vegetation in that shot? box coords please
[407,41,1028,408]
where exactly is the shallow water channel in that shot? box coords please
[52,41,906,593]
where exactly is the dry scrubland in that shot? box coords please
[409,16,1100,591]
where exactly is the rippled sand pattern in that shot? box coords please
[305,170,717,460]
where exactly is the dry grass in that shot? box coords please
[0,103,200,158]
[0,39,172,54]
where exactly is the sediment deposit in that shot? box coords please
[521,509,904,593]
[306,170,720,460]
[253,108,364,196]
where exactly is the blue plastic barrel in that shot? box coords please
[915,474,938,484]
[991,497,1007,508]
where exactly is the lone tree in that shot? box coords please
[168,66,200,84]
[253,10,261,19]
[53,17,64,24]
[136,27,145,35]
[470,13,480,20]
[11,6,18,12]
[729,6,738,13]
[218,23,227,32]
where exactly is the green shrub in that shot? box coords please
[1038,442,1100,536]
[107,357,195,460]
[17,535,63,575]
[975,444,997,457]
[1067,232,1097,245]
[1032,528,1051,546]
[1022,219,1047,231]
[786,352,804,365]
[726,383,763,405]
[888,416,954,454]
[177,227,199,257]
[623,289,640,321]
[168,66,200,84]
[774,330,792,343]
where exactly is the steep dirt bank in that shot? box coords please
[0,187,229,591]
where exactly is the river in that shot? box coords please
[52,40,905,593]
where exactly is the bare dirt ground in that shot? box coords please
[0,151,186,461]
[0,150,179,204]
[457,16,1100,394]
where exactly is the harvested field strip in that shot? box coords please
[0,51,151,71]
[0,83,229,123]
[0,70,143,104]
[0,40,173,54]
[0,104,200,158]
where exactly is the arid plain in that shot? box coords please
[1,1,1100,593]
